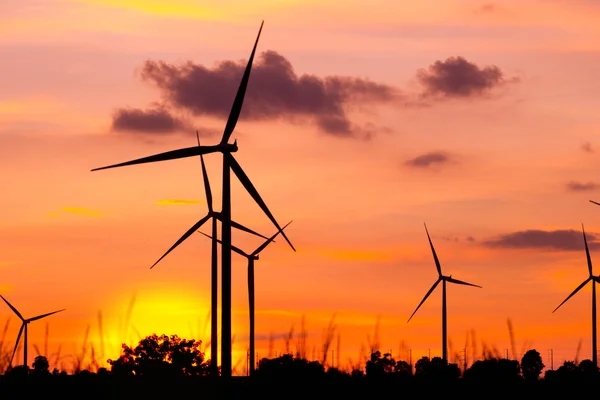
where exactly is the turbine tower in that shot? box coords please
[90,21,295,377]
[199,220,292,376]
[147,131,270,375]
[553,223,600,366]
[407,223,482,362]
[0,295,65,368]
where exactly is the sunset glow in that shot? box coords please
[2,0,600,376]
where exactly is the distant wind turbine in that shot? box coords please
[90,21,295,376]
[553,223,600,366]
[407,223,482,363]
[0,295,65,368]
[199,220,292,376]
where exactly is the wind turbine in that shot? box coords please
[199,220,292,376]
[0,295,65,368]
[90,21,295,377]
[150,131,269,375]
[407,223,482,363]
[553,223,600,366]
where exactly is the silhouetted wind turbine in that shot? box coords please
[90,21,295,377]
[199,220,292,376]
[156,131,268,375]
[553,224,600,366]
[0,295,65,368]
[407,223,482,363]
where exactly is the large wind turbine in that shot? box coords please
[90,21,295,376]
[148,131,269,375]
[199,220,292,376]
[553,224,600,366]
[0,295,65,368]
[407,223,482,363]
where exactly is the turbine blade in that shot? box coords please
[197,132,213,212]
[553,277,591,313]
[91,145,220,172]
[150,214,211,269]
[220,21,264,145]
[424,223,442,276]
[0,295,24,321]
[197,231,248,257]
[213,214,269,240]
[227,153,295,252]
[583,224,594,276]
[590,200,600,207]
[27,309,66,322]
[10,324,24,366]
[446,277,482,288]
[407,278,441,323]
[253,221,293,256]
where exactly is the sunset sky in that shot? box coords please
[1,0,600,374]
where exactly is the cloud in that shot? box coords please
[474,3,496,14]
[404,151,453,169]
[119,50,398,138]
[47,207,104,217]
[155,199,204,205]
[582,142,594,153]
[111,105,192,134]
[566,181,600,192]
[482,229,599,251]
[416,56,516,98]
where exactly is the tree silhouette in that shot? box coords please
[365,351,396,378]
[32,355,50,375]
[521,349,544,381]
[107,334,208,378]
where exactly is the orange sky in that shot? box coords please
[1,0,600,374]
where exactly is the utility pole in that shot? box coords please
[505,349,509,359]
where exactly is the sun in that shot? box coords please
[101,284,246,365]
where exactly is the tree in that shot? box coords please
[32,355,50,375]
[521,349,544,381]
[365,351,396,378]
[107,334,208,378]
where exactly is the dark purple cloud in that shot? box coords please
[111,106,190,134]
[130,50,397,138]
[416,56,513,98]
[482,229,599,251]
[566,181,600,192]
[110,51,515,138]
[404,151,453,169]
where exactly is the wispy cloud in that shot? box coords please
[582,142,594,153]
[317,248,392,262]
[566,181,600,192]
[46,207,104,217]
[482,229,599,251]
[155,199,204,206]
[404,151,454,169]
